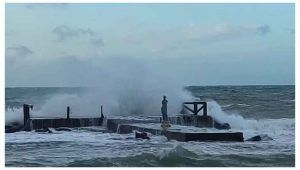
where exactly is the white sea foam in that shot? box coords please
[5,89,295,166]
[5,108,24,125]
[206,100,294,143]
[5,101,295,166]
[208,100,259,130]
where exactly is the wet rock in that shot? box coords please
[135,131,150,139]
[214,120,231,130]
[246,135,262,141]
[260,134,273,141]
[246,134,273,141]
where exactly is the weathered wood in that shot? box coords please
[67,106,70,119]
[203,102,207,116]
[193,103,198,115]
[23,104,31,125]
[23,104,33,131]
[183,105,195,113]
[183,101,208,116]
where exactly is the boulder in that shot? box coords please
[246,135,262,141]
[135,131,150,139]
[246,134,273,141]
[214,120,231,130]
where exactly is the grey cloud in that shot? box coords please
[6,45,33,58]
[188,24,271,44]
[256,25,270,36]
[52,25,95,41]
[90,38,104,46]
[26,3,69,9]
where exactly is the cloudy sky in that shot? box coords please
[5,3,295,87]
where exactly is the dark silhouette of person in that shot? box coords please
[161,96,168,121]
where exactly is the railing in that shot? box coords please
[23,104,104,128]
[22,104,105,130]
[182,102,207,116]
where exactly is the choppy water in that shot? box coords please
[5,85,295,167]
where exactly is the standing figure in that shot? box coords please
[161,96,168,121]
[161,96,171,128]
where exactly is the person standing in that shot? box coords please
[161,96,171,128]
[161,96,168,121]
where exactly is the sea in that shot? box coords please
[5,85,295,167]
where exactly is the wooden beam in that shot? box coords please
[197,105,204,113]
[183,105,195,114]
[67,106,70,119]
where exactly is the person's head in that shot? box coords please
[163,96,166,99]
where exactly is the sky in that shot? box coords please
[5,3,295,87]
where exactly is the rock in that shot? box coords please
[246,135,262,141]
[135,131,150,139]
[214,120,231,129]
[246,134,273,141]
[260,134,273,141]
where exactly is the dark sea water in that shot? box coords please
[5,85,295,167]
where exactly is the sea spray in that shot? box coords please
[5,86,193,125]
[206,100,295,140]
[5,108,24,125]
[36,86,192,116]
[207,100,258,130]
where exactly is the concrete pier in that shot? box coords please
[16,101,244,142]
[106,119,244,142]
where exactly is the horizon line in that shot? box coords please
[5,84,296,88]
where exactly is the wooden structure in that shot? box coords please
[23,104,104,130]
[183,102,207,116]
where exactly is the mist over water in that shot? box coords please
[5,83,194,125]
[36,84,193,118]
[5,56,294,127]
[5,55,198,123]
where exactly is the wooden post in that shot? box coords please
[67,106,70,119]
[203,102,207,117]
[23,104,30,126]
[23,104,33,131]
[101,105,104,118]
[193,103,198,115]
[183,102,208,116]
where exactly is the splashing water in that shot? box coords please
[207,100,259,130]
